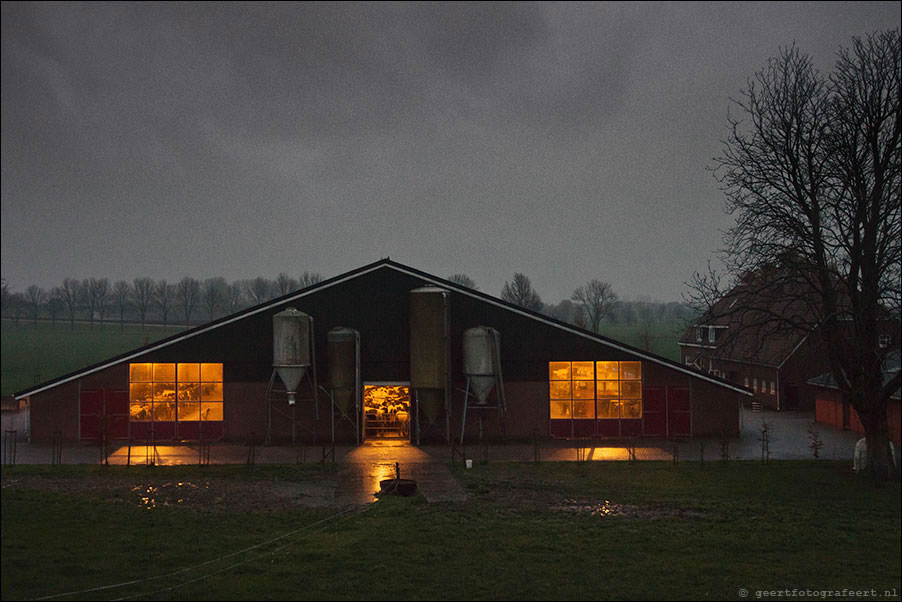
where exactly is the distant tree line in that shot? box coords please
[0,272,323,330]
[2,269,694,342]
[448,272,696,349]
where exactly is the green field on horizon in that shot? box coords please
[1,320,183,396]
[1,319,684,397]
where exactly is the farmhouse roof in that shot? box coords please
[807,350,901,400]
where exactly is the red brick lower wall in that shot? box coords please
[26,364,129,442]
[26,369,746,444]
[815,388,901,446]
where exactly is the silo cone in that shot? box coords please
[327,327,359,416]
[463,327,500,404]
[273,308,312,405]
[417,389,443,425]
[332,387,355,416]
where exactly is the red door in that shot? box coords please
[643,387,666,437]
[667,386,691,438]
[107,390,129,439]
[80,390,130,440]
[79,390,104,440]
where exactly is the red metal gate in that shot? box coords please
[667,386,691,437]
[80,389,129,440]
[643,387,666,437]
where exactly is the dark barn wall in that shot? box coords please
[29,381,79,442]
[29,363,128,442]
[690,379,741,436]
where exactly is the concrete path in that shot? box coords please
[2,405,866,506]
[334,441,467,504]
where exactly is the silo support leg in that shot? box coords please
[460,378,471,446]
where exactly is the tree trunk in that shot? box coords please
[858,405,895,481]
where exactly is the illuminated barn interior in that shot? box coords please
[15,259,749,445]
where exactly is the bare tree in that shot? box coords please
[501,273,543,312]
[60,277,82,329]
[245,277,273,305]
[447,273,478,290]
[298,271,323,288]
[24,284,45,327]
[91,278,110,328]
[226,281,245,313]
[571,279,618,332]
[154,280,176,329]
[82,278,102,329]
[132,277,154,330]
[0,279,9,315]
[9,292,25,326]
[48,288,65,327]
[275,272,299,296]
[113,280,131,330]
[546,299,583,325]
[176,277,201,327]
[703,31,900,476]
[202,277,227,321]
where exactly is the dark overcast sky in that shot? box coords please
[3,2,900,302]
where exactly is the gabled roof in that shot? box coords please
[678,270,819,367]
[16,258,752,399]
[807,350,901,400]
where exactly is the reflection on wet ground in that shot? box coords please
[551,498,704,519]
[335,442,466,504]
[131,481,209,509]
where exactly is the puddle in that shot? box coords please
[551,498,704,519]
[131,481,206,509]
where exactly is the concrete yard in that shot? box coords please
[2,405,867,505]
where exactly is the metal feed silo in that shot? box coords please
[272,308,311,405]
[409,286,450,442]
[460,326,506,446]
[463,326,501,403]
[327,327,359,416]
[268,307,319,446]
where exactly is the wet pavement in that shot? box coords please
[2,405,865,505]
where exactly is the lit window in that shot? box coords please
[549,361,594,420]
[548,361,642,421]
[129,363,223,424]
[753,378,758,392]
[770,381,775,395]
[744,376,749,388]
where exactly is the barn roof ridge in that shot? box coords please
[15,258,751,398]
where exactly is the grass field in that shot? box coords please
[2,461,899,601]
[596,321,685,361]
[0,319,684,397]
[1,320,183,396]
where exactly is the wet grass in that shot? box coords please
[2,461,899,601]
[1,320,181,396]
[595,320,685,362]
[1,463,335,481]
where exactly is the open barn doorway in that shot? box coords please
[363,383,410,440]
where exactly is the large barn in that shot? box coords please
[15,259,749,445]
